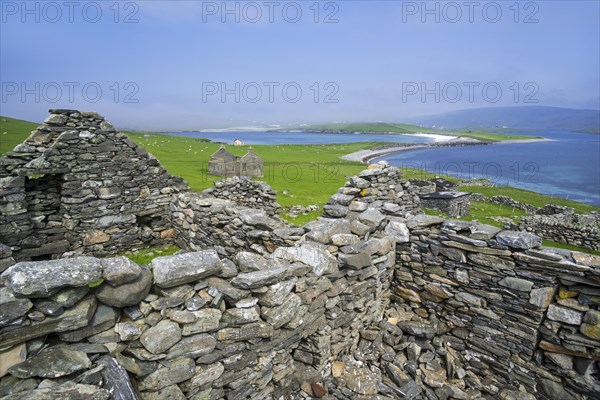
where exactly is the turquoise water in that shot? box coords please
[373,131,600,206]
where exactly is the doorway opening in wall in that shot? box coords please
[24,173,69,259]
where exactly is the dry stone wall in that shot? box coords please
[392,218,600,399]
[518,212,600,251]
[0,110,189,261]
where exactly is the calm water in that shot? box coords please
[373,131,600,206]
[161,130,430,145]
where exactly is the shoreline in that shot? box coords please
[342,137,554,164]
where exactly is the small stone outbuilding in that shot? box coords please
[419,191,471,217]
[207,146,263,178]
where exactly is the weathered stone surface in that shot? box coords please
[538,378,577,400]
[338,251,372,269]
[235,251,270,272]
[115,321,143,341]
[166,333,216,360]
[217,321,273,342]
[273,242,337,276]
[100,256,142,286]
[181,309,222,335]
[331,233,360,246]
[2,257,102,297]
[340,366,381,395]
[222,306,261,326]
[498,277,534,292]
[138,357,196,391]
[0,382,110,400]
[547,304,583,325]
[305,218,351,244]
[97,356,138,400]
[83,230,111,246]
[95,268,152,307]
[0,295,97,349]
[152,250,223,288]
[188,362,225,389]
[384,220,409,243]
[50,286,90,308]
[8,346,91,378]
[496,230,542,250]
[140,385,186,400]
[258,278,297,307]
[529,287,556,309]
[580,323,600,340]
[406,214,444,229]
[140,320,182,354]
[358,208,386,228]
[0,287,32,327]
[230,267,289,289]
[398,321,437,338]
[59,304,119,342]
[467,253,514,270]
[0,343,26,378]
[206,277,250,303]
[261,293,301,328]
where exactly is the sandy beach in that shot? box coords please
[341,135,554,164]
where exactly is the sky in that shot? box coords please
[1,0,599,130]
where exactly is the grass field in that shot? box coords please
[0,116,39,154]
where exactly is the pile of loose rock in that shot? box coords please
[323,162,422,219]
[202,176,281,217]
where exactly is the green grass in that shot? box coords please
[0,116,39,154]
[542,240,600,256]
[120,244,180,266]
[460,186,600,214]
[301,122,537,142]
[126,131,380,207]
[424,201,528,228]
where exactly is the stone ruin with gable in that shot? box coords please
[0,110,598,400]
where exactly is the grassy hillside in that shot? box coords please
[126,131,375,207]
[301,122,536,142]
[0,116,39,154]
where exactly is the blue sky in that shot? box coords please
[1,0,599,129]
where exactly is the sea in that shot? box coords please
[162,130,600,207]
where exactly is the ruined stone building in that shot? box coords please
[0,110,188,261]
[207,146,264,177]
[419,191,472,217]
[0,110,598,400]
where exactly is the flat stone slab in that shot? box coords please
[0,382,110,400]
[496,230,542,250]
[8,345,91,378]
[152,250,223,288]
[0,295,97,349]
[272,242,337,276]
[231,267,289,289]
[0,287,32,327]
[2,257,102,297]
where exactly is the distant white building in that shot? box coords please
[233,139,245,146]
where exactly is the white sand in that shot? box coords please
[409,133,458,142]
